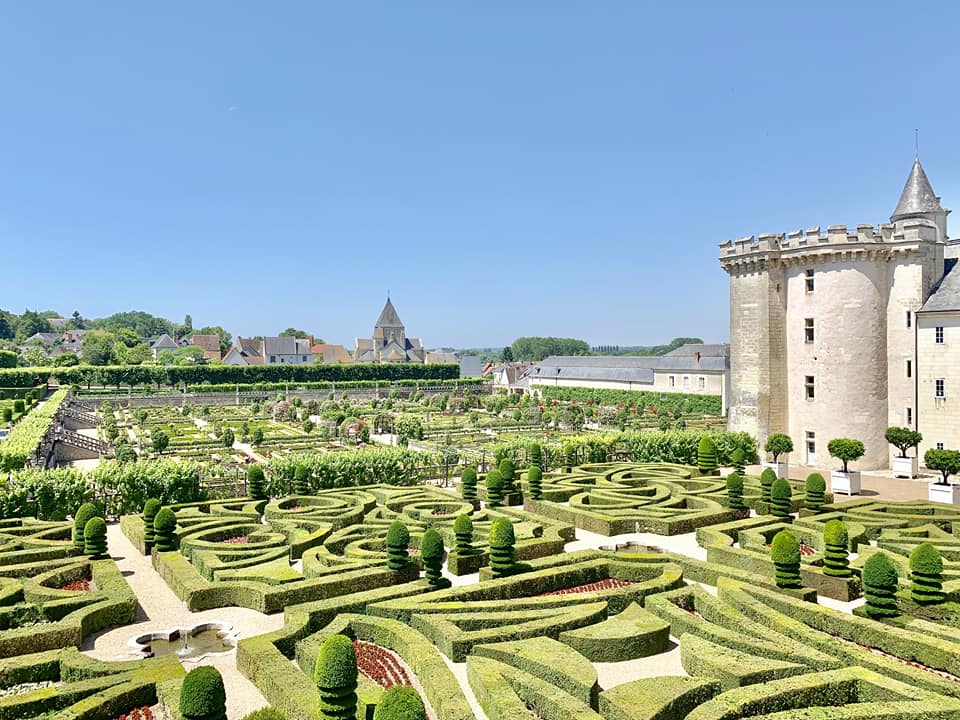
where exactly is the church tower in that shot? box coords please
[373,297,406,348]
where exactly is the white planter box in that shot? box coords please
[761,461,789,479]
[831,470,861,496]
[892,456,918,479]
[928,482,960,505]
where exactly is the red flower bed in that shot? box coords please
[112,706,154,720]
[835,635,960,683]
[353,639,412,689]
[799,543,816,557]
[222,536,249,545]
[539,578,636,595]
[431,508,449,516]
[60,579,90,592]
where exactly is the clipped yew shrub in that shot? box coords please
[73,503,100,551]
[759,468,776,503]
[726,472,746,511]
[499,458,517,496]
[563,443,576,472]
[453,514,474,555]
[373,686,426,720]
[180,666,227,720]
[822,519,850,577]
[154,507,179,552]
[730,446,746,475]
[314,634,358,720]
[527,465,543,500]
[697,436,717,474]
[489,518,517,579]
[910,542,945,605]
[804,473,826,511]
[485,470,504,508]
[386,521,411,571]
[527,442,543,469]
[770,478,792,519]
[248,464,267,501]
[142,498,161,549]
[241,710,287,720]
[84,516,108,558]
[420,528,450,589]
[460,466,478,503]
[771,530,801,589]
[863,552,899,618]
[294,464,310,495]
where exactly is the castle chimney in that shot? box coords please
[694,352,701,364]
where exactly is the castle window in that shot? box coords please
[936,326,944,344]
[906,359,912,378]
[668,375,675,388]
[698,376,705,390]
[805,269,814,292]
[936,378,945,397]
[905,407,913,425]
[804,375,815,400]
[937,442,945,450]
[906,311,912,328]
[682,376,690,389]
[804,318,814,343]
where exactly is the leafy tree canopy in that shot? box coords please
[90,311,175,339]
[509,337,590,361]
[279,328,313,339]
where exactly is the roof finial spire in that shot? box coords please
[915,128,920,160]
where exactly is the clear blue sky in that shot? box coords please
[3,2,959,348]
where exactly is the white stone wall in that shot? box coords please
[917,314,960,457]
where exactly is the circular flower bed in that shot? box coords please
[60,579,91,592]
[222,536,249,545]
[353,639,412,689]
[112,706,156,720]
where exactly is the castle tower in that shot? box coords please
[720,160,946,471]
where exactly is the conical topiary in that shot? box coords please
[485,470,504,508]
[142,498,161,550]
[153,507,179,552]
[770,530,801,589]
[726,472,746,511]
[563,444,576,472]
[488,518,516,579]
[247,464,267,501]
[499,458,517,498]
[314,635,358,720]
[294,464,310,495]
[770,479,792,519]
[460,466,478,504]
[822,519,851,577]
[84,517,108,559]
[805,473,826,512]
[527,443,543,470]
[453,514,474,555]
[863,552,899,618]
[386,521,411,571]
[180,666,227,720]
[730,446,746,475]
[73,503,100,551]
[527,466,543,500]
[910,542,945,605]
[420,528,450,589]
[760,468,777,503]
[697,436,718,474]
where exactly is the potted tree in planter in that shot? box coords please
[763,433,793,479]
[923,448,960,505]
[885,426,922,479]
[827,438,864,496]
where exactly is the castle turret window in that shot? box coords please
[804,318,814,343]
[805,269,815,292]
[936,378,945,398]
[804,375,815,399]
[936,326,944,344]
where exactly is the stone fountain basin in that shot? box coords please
[129,622,238,661]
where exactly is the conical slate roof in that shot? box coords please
[375,297,404,329]
[891,159,944,220]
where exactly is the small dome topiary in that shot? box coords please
[453,514,474,555]
[247,464,267,501]
[73,503,100,551]
[485,469,504,508]
[759,468,777,503]
[730,446,746,475]
[153,507,179,552]
[697,436,717,473]
[822,519,851,578]
[386,521,411,571]
[498,458,516,495]
[726,472,746,511]
[83,517,108,558]
[314,634,358,720]
[460,466,478,502]
[373,686,426,720]
[527,443,543,468]
[294,464,310,495]
[420,528,450,589]
[770,530,801,589]
[909,542,945,605]
[804,473,826,511]
[770,479,792,519]
[142,498,161,548]
[180,666,227,720]
[240,709,287,720]
[488,518,516,579]
[863,552,899,618]
[527,465,543,500]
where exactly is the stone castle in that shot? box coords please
[720,158,960,470]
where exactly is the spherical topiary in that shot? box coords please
[726,472,746,511]
[240,709,287,720]
[460,466,477,503]
[153,507,179,552]
[294,464,310,495]
[770,479,792,519]
[499,458,516,496]
[180,665,227,720]
[527,465,543,500]
[373,686,426,720]
[527,443,543,469]
[909,542,945,605]
[453,514,474,555]
[83,517,108,558]
[822,519,851,578]
[247,464,267,501]
[420,528,450,589]
[760,468,777,503]
[386,521,411,571]
[314,635,358,720]
[697,436,718,473]
[730,446,746,475]
[770,530,801,589]
[142,498,161,549]
[73,503,100,551]
[485,470,504,508]
[863,552,899,618]
[488,518,516,579]
[804,473,826,512]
